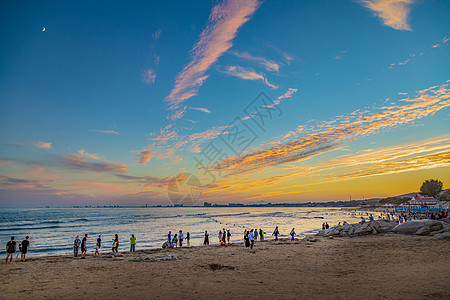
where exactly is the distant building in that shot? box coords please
[204,202,212,207]
[409,194,437,206]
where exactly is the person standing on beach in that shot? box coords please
[179,230,183,247]
[97,235,102,249]
[5,236,16,263]
[204,230,209,246]
[20,236,30,261]
[130,234,136,252]
[273,226,280,242]
[244,230,250,249]
[73,236,81,257]
[168,231,172,244]
[218,230,223,244]
[95,243,100,256]
[222,228,226,244]
[259,229,265,241]
[186,232,190,247]
[112,234,119,253]
[81,234,88,257]
[227,230,231,244]
[249,229,255,250]
[290,228,296,242]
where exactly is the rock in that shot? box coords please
[160,254,177,261]
[370,220,398,234]
[129,257,156,262]
[353,222,374,236]
[414,226,431,236]
[432,231,450,240]
[392,220,444,235]
[440,218,450,225]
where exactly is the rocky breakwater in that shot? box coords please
[390,218,450,239]
[316,218,450,239]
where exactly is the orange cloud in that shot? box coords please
[33,141,52,149]
[190,107,212,114]
[77,149,101,160]
[164,0,260,118]
[360,0,414,31]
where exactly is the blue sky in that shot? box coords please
[1,0,449,207]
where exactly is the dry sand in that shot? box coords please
[1,235,449,299]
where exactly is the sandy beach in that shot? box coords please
[1,235,449,299]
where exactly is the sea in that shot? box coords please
[0,207,367,257]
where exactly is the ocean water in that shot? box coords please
[0,207,366,256]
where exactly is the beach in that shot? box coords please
[1,235,449,299]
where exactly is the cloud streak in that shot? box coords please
[89,129,120,135]
[216,82,450,175]
[218,65,278,89]
[164,0,260,119]
[230,51,280,72]
[360,0,414,31]
[33,141,52,149]
[61,154,129,173]
[142,68,157,85]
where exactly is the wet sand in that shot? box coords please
[1,235,449,299]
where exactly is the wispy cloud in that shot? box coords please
[77,149,101,160]
[216,82,450,175]
[133,149,154,166]
[334,50,348,60]
[61,154,129,173]
[218,65,278,89]
[360,0,414,31]
[230,51,280,72]
[89,129,120,135]
[164,0,260,120]
[153,29,161,40]
[190,107,212,114]
[32,141,52,149]
[142,68,156,85]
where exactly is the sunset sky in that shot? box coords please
[1,0,449,207]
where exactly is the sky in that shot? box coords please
[0,0,449,207]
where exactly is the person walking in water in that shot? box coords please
[130,234,136,252]
[249,229,255,250]
[73,236,81,257]
[204,230,209,246]
[273,226,280,242]
[112,234,119,253]
[81,234,88,257]
[290,228,296,242]
[20,236,30,261]
[5,236,17,263]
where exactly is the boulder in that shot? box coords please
[353,222,375,236]
[414,226,431,236]
[391,220,444,235]
[432,231,450,240]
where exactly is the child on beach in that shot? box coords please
[227,230,231,244]
[204,231,209,246]
[186,232,190,247]
[112,234,119,253]
[244,230,250,249]
[172,234,178,248]
[95,243,100,256]
[290,228,296,242]
[218,230,223,243]
[259,229,265,241]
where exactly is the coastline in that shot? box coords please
[2,235,449,299]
